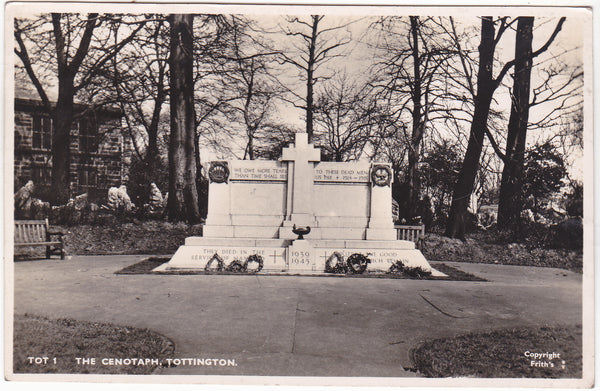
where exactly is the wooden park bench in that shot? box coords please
[14,219,65,259]
[395,224,426,250]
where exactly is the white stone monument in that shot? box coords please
[156,133,440,275]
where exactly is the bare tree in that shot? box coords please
[222,16,283,160]
[496,17,582,227]
[279,15,353,142]
[167,14,201,223]
[188,14,244,216]
[110,16,170,181]
[365,101,411,203]
[496,17,535,228]
[14,13,146,205]
[313,73,376,161]
[445,16,566,239]
[370,16,458,221]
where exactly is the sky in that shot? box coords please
[12,8,588,179]
[214,12,586,178]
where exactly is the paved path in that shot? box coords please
[11,256,581,377]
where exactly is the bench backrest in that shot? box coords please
[395,224,425,244]
[14,219,49,243]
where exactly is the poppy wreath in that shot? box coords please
[387,260,431,279]
[204,253,225,272]
[325,252,347,274]
[225,259,246,272]
[387,260,405,274]
[244,254,264,273]
[346,253,371,274]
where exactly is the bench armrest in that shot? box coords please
[48,231,65,237]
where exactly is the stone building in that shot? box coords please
[14,97,129,201]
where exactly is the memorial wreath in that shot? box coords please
[244,254,264,273]
[346,253,371,274]
[387,260,431,279]
[204,253,225,272]
[225,259,246,272]
[325,251,347,274]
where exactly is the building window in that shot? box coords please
[32,115,52,150]
[31,164,52,186]
[78,118,98,153]
[78,164,97,189]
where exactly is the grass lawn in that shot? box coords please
[13,314,174,374]
[411,325,582,378]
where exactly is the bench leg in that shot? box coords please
[44,245,65,259]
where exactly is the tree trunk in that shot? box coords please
[146,127,159,169]
[405,16,423,221]
[167,14,201,223]
[335,150,343,162]
[194,128,208,217]
[247,132,255,160]
[305,16,319,143]
[497,17,534,228]
[145,110,161,177]
[445,17,496,239]
[145,68,166,174]
[48,12,97,205]
[50,79,76,205]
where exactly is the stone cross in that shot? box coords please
[281,133,320,226]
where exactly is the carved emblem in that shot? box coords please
[370,164,392,187]
[208,161,229,183]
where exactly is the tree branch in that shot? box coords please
[14,23,52,112]
[76,17,147,91]
[494,17,566,88]
[68,13,99,73]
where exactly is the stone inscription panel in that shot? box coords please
[316,248,431,272]
[314,162,370,183]
[229,161,288,181]
[180,246,287,271]
[287,241,316,271]
[288,249,312,269]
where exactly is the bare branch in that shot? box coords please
[494,17,566,88]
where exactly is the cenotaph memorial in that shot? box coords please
[156,133,439,275]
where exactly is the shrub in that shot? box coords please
[564,181,583,218]
[552,218,583,251]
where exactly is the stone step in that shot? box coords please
[184,237,414,250]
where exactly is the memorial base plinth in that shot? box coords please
[155,237,444,276]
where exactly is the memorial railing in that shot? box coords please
[394,224,425,250]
